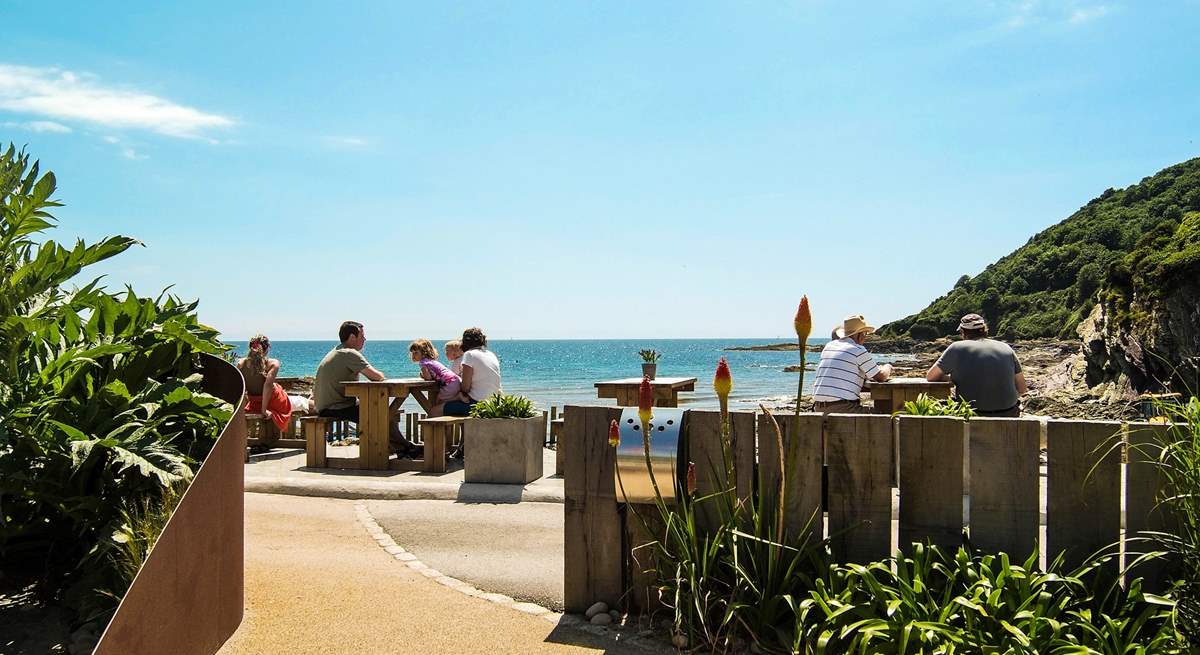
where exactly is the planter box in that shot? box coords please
[464,416,545,484]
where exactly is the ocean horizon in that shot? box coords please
[226,338,917,412]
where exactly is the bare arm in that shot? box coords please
[1015,371,1028,395]
[361,365,385,382]
[872,363,893,382]
[261,360,279,419]
[926,364,948,382]
[459,364,474,396]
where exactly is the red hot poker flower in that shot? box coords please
[794,295,812,342]
[638,376,654,426]
[608,419,620,448]
[713,358,733,399]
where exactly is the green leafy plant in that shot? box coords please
[638,349,660,363]
[468,393,538,419]
[0,145,231,622]
[1131,395,1200,647]
[896,393,977,418]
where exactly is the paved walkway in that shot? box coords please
[368,499,564,610]
[218,493,639,655]
[244,446,565,503]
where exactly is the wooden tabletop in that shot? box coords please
[594,377,697,390]
[342,378,439,391]
[866,377,952,389]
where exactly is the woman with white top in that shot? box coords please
[443,326,502,416]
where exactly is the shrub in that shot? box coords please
[0,146,230,621]
[468,393,538,419]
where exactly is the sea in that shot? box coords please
[225,338,915,412]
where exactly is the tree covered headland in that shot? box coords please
[881,157,1200,340]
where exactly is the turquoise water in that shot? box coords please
[227,338,868,411]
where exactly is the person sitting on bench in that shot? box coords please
[238,333,292,433]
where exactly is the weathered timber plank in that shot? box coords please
[899,415,965,551]
[1046,419,1122,572]
[563,405,624,612]
[686,410,756,534]
[827,414,892,562]
[1126,422,1176,592]
[969,418,1040,557]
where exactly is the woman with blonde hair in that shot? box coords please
[237,334,292,432]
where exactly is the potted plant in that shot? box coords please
[464,393,546,484]
[639,349,660,380]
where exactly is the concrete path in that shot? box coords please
[368,499,565,611]
[218,493,644,655]
[244,446,565,503]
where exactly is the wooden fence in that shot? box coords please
[562,405,1177,613]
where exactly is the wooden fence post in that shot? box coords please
[756,413,823,546]
[563,405,624,613]
[1046,419,1122,573]
[1126,421,1176,592]
[688,410,756,533]
[969,418,1040,558]
[826,414,892,562]
[898,415,965,552]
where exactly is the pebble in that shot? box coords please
[585,601,608,619]
[672,633,689,649]
[590,612,612,626]
[608,609,620,622]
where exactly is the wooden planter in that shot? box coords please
[464,416,545,484]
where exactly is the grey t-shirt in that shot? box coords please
[934,338,1022,412]
[313,347,370,411]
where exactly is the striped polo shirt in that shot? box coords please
[812,338,881,402]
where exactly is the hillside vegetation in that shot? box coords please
[881,157,1200,340]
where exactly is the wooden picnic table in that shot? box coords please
[865,377,953,414]
[343,378,440,470]
[594,377,697,408]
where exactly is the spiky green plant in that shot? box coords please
[896,393,977,418]
[638,349,660,363]
[468,392,538,419]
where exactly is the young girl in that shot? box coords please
[408,339,462,417]
[444,339,464,376]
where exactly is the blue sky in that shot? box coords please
[2,1,1197,340]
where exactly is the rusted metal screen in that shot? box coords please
[95,354,245,655]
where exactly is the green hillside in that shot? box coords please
[881,157,1200,340]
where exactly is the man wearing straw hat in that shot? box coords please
[926,313,1027,417]
[812,315,893,413]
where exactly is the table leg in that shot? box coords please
[411,389,436,415]
[366,387,392,470]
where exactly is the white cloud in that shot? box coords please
[120,146,147,160]
[0,64,233,139]
[323,135,371,149]
[1068,4,1111,23]
[994,1,1115,29]
[2,119,72,133]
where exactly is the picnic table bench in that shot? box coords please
[594,377,697,408]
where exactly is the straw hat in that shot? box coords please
[841,315,876,338]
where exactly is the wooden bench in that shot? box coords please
[551,418,566,476]
[416,416,469,474]
[246,413,306,449]
[301,416,337,468]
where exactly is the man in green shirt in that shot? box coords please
[314,321,386,420]
[314,321,417,456]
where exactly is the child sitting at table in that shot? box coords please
[444,339,464,376]
[408,339,462,417]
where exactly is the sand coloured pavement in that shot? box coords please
[218,493,634,655]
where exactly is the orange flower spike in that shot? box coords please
[713,358,733,399]
[638,376,654,426]
[608,419,620,448]
[686,461,697,496]
[794,295,812,342]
